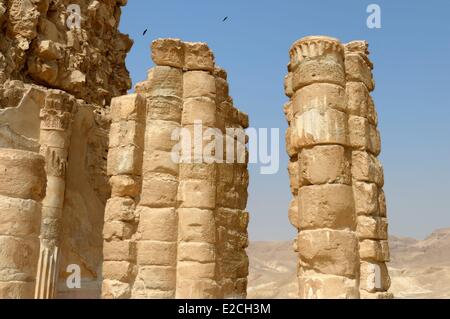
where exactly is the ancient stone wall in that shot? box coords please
[0,148,46,298]
[284,36,392,299]
[0,0,131,298]
[102,39,250,299]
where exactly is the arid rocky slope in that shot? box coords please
[247,228,450,299]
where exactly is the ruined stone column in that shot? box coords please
[344,41,392,299]
[175,42,220,298]
[286,36,360,298]
[35,91,75,299]
[215,70,250,298]
[0,148,46,298]
[102,93,145,299]
[101,38,250,299]
[133,39,184,299]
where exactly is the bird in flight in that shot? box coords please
[222,16,228,22]
[143,29,148,36]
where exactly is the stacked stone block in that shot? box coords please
[285,36,360,299]
[215,69,250,299]
[344,41,392,299]
[284,36,392,299]
[0,148,46,298]
[102,94,146,299]
[102,39,250,299]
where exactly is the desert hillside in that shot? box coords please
[247,228,450,299]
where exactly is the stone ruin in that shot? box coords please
[0,1,391,301]
[0,0,249,299]
[0,0,131,299]
[284,36,392,299]
[102,39,250,299]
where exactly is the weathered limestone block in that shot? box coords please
[183,71,216,100]
[346,82,369,117]
[134,266,176,292]
[109,175,140,198]
[184,42,215,72]
[102,279,131,299]
[178,242,216,263]
[356,216,388,240]
[297,229,359,278]
[144,96,183,122]
[107,146,143,177]
[146,66,183,98]
[0,236,39,281]
[143,149,178,176]
[178,208,216,244]
[144,119,180,152]
[299,145,351,185]
[109,121,145,149]
[111,94,146,124]
[292,83,346,116]
[182,97,217,126]
[177,262,216,280]
[298,184,356,230]
[103,240,136,262]
[359,240,390,262]
[136,207,177,242]
[103,261,135,283]
[353,182,379,216]
[140,173,178,208]
[288,159,299,194]
[345,53,375,91]
[0,148,46,201]
[103,221,134,241]
[151,38,184,69]
[104,197,136,223]
[298,271,359,299]
[293,108,349,147]
[0,195,41,237]
[137,241,177,266]
[284,73,294,98]
[348,115,370,149]
[378,189,387,217]
[288,197,299,229]
[351,151,384,187]
[369,124,381,156]
[178,179,216,209]
[359,261,391,292]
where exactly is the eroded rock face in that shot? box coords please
[284,36,392,299]
[0,0,132,106]
[102,39,250,299]
[0,0,130,299]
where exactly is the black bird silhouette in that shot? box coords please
[222,16,228,22]
[142,29,148,36]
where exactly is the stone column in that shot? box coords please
[176,42,220,299]
[35,91,75,299]
[0,148,46,298]
[133,39,184,299]
[102,93,145,299]
[286,36,360,299]
[344,41,392,299]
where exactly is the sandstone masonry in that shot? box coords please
[284,36,392,299]
[102,39,250,299]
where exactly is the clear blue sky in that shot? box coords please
[120,0,450,240]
